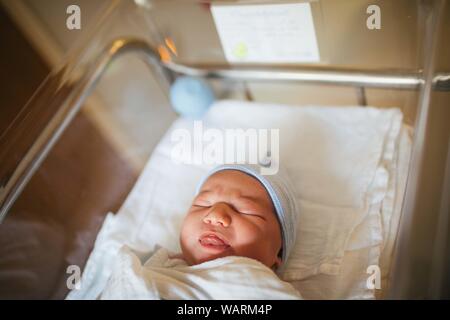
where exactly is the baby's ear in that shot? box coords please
[272,256,282,271]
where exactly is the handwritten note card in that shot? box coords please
[211,2,320,63]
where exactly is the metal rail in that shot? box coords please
[166,61,426,89]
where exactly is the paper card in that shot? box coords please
[211,2,320,63]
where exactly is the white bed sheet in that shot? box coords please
[291,125,411,299]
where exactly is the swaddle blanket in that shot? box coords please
[98,246,302,300]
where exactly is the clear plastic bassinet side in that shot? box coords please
[0,0,178,299]
[0,0,175,221]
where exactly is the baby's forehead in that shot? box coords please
[201,169,263,190]
[199,170,272,203]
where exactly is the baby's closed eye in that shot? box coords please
[193,200,211,208]
[233,201,267,220]
[192,193,211,205]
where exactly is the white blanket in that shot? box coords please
[98,246,302,300]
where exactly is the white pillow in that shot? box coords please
[291,125,411,299]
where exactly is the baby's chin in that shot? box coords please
[180,245,234,266]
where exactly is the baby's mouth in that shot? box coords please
[198,233,230,250]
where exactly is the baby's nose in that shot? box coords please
[203,204,231,227]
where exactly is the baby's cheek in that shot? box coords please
[180,222,201,265]
[180,215,199,244]
[239,219,281,254]
[234,218,266,245]
[183,210,201,228]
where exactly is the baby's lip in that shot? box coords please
[198,232,230,249]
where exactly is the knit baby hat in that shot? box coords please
[196,163,299,267]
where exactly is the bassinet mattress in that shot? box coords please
[67,100,412,300]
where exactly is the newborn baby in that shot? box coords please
[180,164,298,271]
[99,164,301,300]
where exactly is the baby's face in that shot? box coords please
[180,170,282,269]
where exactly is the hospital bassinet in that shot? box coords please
[0,0,449,299]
